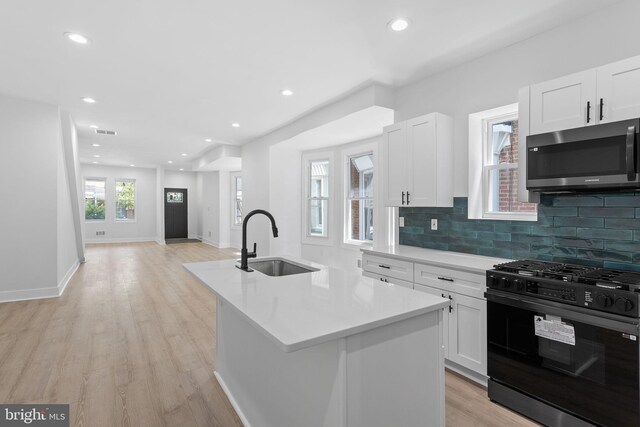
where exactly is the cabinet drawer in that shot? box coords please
[414,263,485,299]
[362,254,414,282]
[363,271,413,289]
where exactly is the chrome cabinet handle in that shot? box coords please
[437,276,454,282]
[379,264,391,269]
[401,191,405,205]
[599,98,604,121]
[406,191,410,205]
[587,101,591,123]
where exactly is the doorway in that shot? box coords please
[164,188,188,239]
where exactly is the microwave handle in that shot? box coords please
[626,125,636,181]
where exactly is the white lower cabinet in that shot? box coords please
[414,284,487,375]
[362,270,414,289]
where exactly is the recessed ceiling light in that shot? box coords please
[64,32,91,45]
[281,89,293,96]
[179,168,184,171]
[82,97,96,104]
[181,153,188,157]
[92,143,100,147]
[130,164,135,167]
[89,124,98,129]
[231,122,240,128]
[92,161,98,164]
[167,160,173,164]
[388,18,410,32]
[93,155,100,158]
[205,138,212,142]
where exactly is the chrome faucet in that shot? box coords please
[238,209,279,271]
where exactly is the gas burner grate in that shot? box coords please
[493,260,563,276]
[579,269,640,291]
[539,265,596,282]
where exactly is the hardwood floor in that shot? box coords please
[0,242,538,427]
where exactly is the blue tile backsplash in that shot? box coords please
[398,193,640,271]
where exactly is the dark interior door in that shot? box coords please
[164,188,188,239]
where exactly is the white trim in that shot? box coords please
[0,260,80,303]
[468,103,537,221]
[201,237,233,249]
[230,171,243,229]
[341,142,376,247]
[214,371,253,427]
[85,236,157,244]
[301,150,335,246]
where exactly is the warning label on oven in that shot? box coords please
[534,315,575,346]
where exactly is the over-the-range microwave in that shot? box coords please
[526,118,640,192]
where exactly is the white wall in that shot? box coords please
[199,171,220,245]
[0,94,80,301]
[269,147,302,258]
[395,0,640,197]
[82,164,157,243]
[165,170,199,239]
[241,141,272,255]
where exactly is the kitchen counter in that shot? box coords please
[184,256,449,352]
[362,245,512,274]
[184,256,448,427]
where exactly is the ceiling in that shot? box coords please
[0,0,621,170]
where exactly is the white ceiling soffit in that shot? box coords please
[194,144,242,171]
[0,0,622,168]
[277,106,394,151]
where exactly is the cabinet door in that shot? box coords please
[597,55,640,123]
[529,70,596,134]
[406,115,437,206]
[414,283,449,358]
[382,122,408,207]
[448,293,486,375]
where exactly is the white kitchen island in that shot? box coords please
[184,257,450,427]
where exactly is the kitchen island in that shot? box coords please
[184,257,450,427]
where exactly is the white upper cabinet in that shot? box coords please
[529,70,596,134]
[382,112,453,207]
[597,55,640,123]
[528,54,640,135]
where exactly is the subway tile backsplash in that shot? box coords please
[398,193,640,271]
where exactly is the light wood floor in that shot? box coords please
[0,242,538,427]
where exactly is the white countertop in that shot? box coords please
[184,257,449,353]
[362,246,512,274]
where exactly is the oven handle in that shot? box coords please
[626,125,636,181]
[486,290,639,335]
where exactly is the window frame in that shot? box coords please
[84,177,107,222]
[301,151,334,246]
[115,178,137,222]
[468,104,537,221]
[231,172,242,229]
[342,143,376,247]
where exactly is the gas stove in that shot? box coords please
[487,260,640,317]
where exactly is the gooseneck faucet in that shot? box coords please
[238,209,279,271]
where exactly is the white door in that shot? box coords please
[597,55,640,123]
[406,115,437,206]
[529,70,596,134]
[447,292,487,375]
[383,122,408,207]
[414,283,449,358]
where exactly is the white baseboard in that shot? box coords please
[201,237,231,248]
[85,236,157,244]
[58,260,80,296]
[214,371,252,427]
[156,238,166,245]
[0,260,80,303]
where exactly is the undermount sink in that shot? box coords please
[247,257,319,277]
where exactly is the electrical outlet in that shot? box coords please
[399,217,405,227]
[208,231,212,237]
[431,219,438,231]
[95,231,105,236]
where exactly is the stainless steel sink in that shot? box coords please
[247,257,318,277]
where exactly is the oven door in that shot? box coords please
[487,290,640,427]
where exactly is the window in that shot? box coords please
[302,151,333,244]
[346,152,374,243]
[309,160,329,236]
[85,178,106,220]
[469,104,537,221]
[232,173,243,226]
[115,179,136,221]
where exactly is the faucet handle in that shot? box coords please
[248,242,257,258]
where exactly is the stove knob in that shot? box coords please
[615,298,634,312]
[513,279,525,291]
[499,277,511,288]
[595,293,614,308]
[487,274,498,287]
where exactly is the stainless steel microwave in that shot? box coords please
[526,118,640,192]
